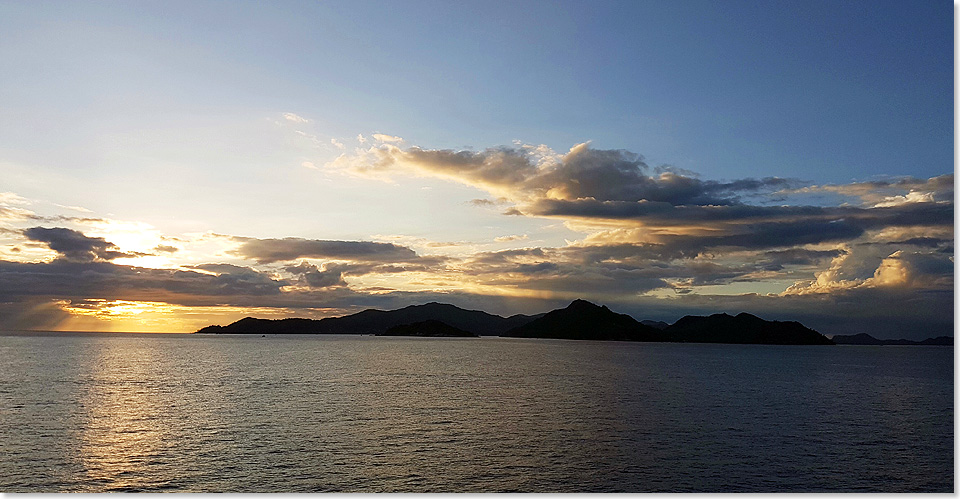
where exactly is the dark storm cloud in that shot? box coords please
[0,299,74,330]
[855,201,954,229]
[22,226,135,262]
[0,256,446,312]
[285,261,347,288]
[400,143,797,206]
[526,198,835,223]
[514,262,560,274]
[660,220,865,253]
[0,260,287,303]
[894,237,950,248]
[456,246,776,294]
[403,146,540,186]
[0,248,950,339]
[235,237,421,264]
[530,196,952,228]
[347,144,951,260]
[188,264,290,295]
[759,248,846,269]
[534,198,951,252]
[467,247,550,266]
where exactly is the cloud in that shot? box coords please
[283,112,311,123]
[0,192,29,205]
[372,133,403,144]
[783,244,953,296]
[0,260,286,305]
[759,248,846,269]
[53,204,93,213]
[327,142,950,254]
[0,206,40,222]
[376,140,950,302]
[782,174,953,207]
[23,227,136,262]
[331,138,345,149]
[330,142,797,206]
[0,299,74,331]
[0,192,39,223]
[285,261,347,288]
[494,234,528,242]
[468,198,505,207]
[234,237,422,264]
[187,263,290,295]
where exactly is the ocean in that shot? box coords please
[0,332,952,492]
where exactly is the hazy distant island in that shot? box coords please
[197,299,843,345]
[377,320,478,337]
[831,333,953,346]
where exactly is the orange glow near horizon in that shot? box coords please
[44,300,352,333]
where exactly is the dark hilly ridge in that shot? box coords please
[196,302,541,336]
[832,332,953,346]
[665,312,834,345]
[196,299,839,345]
[377,320,478,337]
[501,299,669,342]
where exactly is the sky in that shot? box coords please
[0,0,953,338]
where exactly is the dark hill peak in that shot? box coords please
[502,300,666,342]
[665,312,832,345]
[565,299,608,312]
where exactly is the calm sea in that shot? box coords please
[0,332,952,492]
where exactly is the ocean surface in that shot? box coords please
[0,332,953,492]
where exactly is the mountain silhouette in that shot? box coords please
[664,312,834,345]
[195,302,541,336]
[829,332,884,345]
[196,299,849,346]
[501,299,668,341]
[640,319,670,330]
[377,320,478,337]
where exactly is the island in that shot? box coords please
[664,312,834,345]
[831,333,953,346]
[376,320,478,337]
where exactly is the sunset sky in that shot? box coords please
[0,0,952,338]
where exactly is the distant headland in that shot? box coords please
[195,299,857,345]
[831,332,953,346]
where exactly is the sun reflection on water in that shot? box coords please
[76,339,172,491]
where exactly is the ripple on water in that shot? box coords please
[0,334,953,492]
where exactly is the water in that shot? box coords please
[0,332,952,492]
